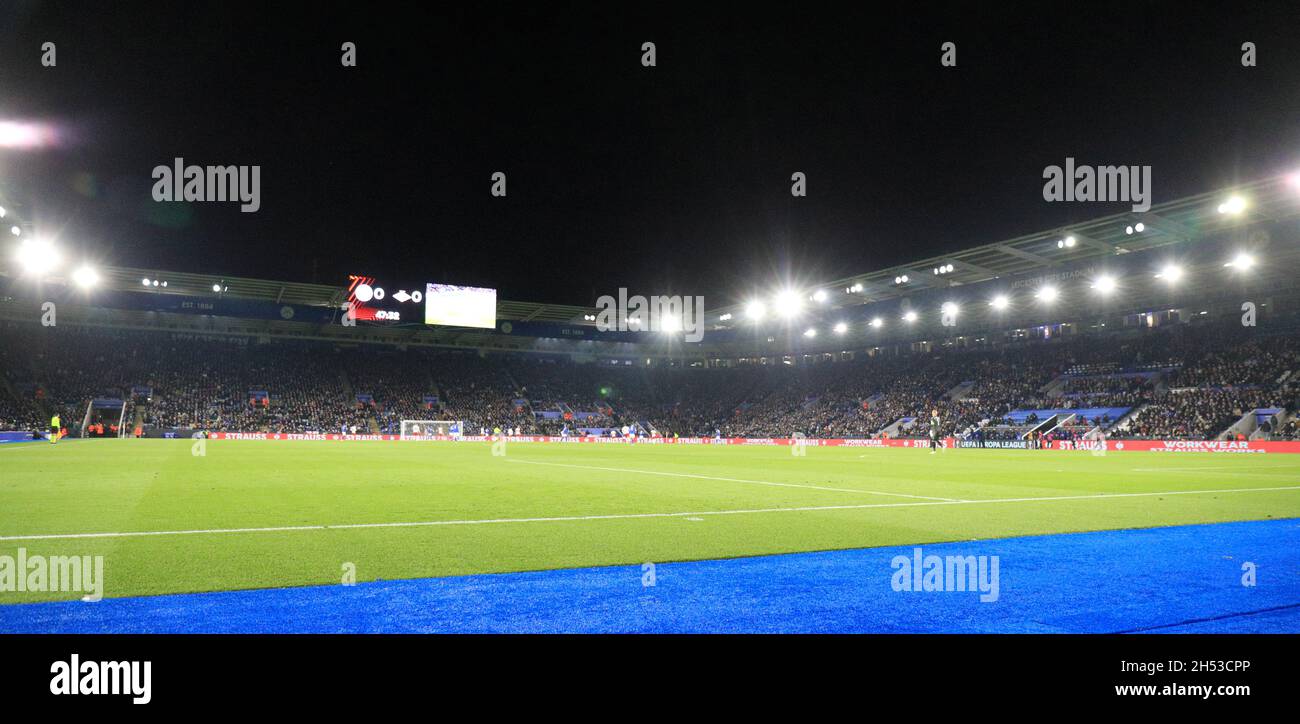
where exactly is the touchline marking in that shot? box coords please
[505,458,963,501]
[2,485,1297,543]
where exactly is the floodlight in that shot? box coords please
[902,310,918,323]
[803,328,817,338]
[833,322,848,335]
[1091,275,1117,294]
[1226,253,1255,270]
[774,290,802,317]
[1217,195,1247,216]
[990,294,1010,310]
[869,317,883,328]
[1037,285,1059,303]
[71,265,98,289]
[15,238,60,275]
[745,300,766,320]
[1155,264,1183,283]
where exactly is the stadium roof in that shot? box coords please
[2,264,595,325]
[706,174,1300,322]
[3,174,1298,329]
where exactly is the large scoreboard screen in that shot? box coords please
[344,276,497,329]
[346,275,422,323]
[424,283,497,329]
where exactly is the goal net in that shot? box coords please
[400,420,463,440]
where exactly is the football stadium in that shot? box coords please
[4,11,1300,702]
[2,170,1299,636]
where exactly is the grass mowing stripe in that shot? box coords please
[3,483,1298,543]
[505,457,965,501]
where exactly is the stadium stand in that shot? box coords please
[2,313,1297,441]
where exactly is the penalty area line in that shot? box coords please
[1,485,1298,543]
[504,457,964,501]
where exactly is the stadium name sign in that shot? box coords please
[594,289,706,342]
[1042,157,1151,212]
[151,157,261,212]
[1009,266,1097,291]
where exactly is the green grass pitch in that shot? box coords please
[1,438,1298,603]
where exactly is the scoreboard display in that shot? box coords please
[424,283,496,329]
[346,275,421,323]
[346,275,496,329]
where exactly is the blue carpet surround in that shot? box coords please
[1,519,1297,633]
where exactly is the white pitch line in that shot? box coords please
[2,484,1298,543]
[505,458,963,501]
[1131,466,1294,473]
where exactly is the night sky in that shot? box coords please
[1,2,1298,308]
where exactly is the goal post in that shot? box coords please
[399,420,463,440]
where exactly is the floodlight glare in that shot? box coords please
[774,290,803,317]
[1092,275,1117,294]
[10,226,20,236]
[1217,195,1247,216]
[990,294,1010,310]
[745,300,766,320]
[812,290,828,303]
[15,238,60,275]
[869,317,883,328]
[1037,285,1059,303]
[71,265,98,289]
[803,328,817,338]
[1226,253,1255,270]
[902,310,918,323]
[660,315,682,333]
[941,302,959,316]
[833,322,848,335]
[212,284,222,292]
[1156,264,1183,283]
